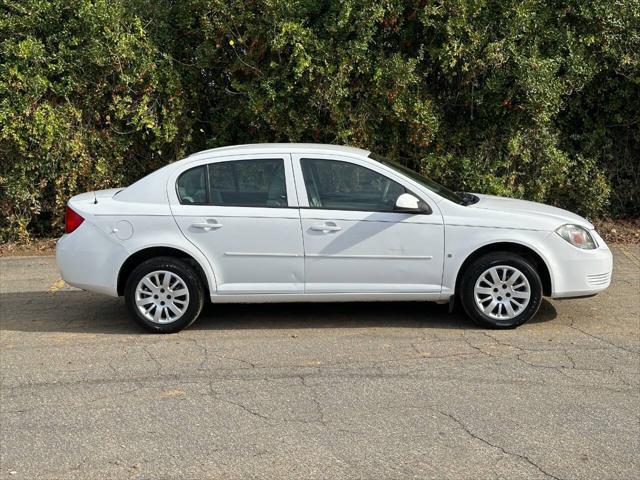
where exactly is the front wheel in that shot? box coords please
[125,257,204,333]
[460,252,543,329]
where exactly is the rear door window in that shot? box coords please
[209,159,287,207]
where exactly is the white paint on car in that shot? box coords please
[56,143,613,330]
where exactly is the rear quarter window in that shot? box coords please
[176,166,207,205]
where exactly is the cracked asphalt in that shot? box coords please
[1,245,638,479]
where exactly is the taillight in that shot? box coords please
[65,206,85,234]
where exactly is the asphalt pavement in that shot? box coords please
[0,246,638,479]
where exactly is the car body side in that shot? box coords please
[56,144,613,302]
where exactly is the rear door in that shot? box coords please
[169,153,304,295]
[292,154,444,295]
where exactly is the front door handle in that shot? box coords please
[192,221,223,231]
[310,222,342,232]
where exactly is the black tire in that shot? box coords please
[124,256,204,333]
[459,252,543,329]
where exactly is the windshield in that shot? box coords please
[369,153,464,204]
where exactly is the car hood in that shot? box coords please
[470,194,593,229]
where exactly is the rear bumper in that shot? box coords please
[56,221,127,297]
[548,230,613,299]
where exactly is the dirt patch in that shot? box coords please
[0,238,57,257]
[592,218,640,245]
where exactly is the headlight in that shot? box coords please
[555,224,597,250]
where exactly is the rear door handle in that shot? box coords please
[310,222,342,232]
[192,221,223,231]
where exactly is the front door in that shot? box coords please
[292,154,444,294]
[170,154,304,295]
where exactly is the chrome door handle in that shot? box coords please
[192,221,223,231]
[310,223,342,232]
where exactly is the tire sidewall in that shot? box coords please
[125,257,204,333]
[461,253,543,328]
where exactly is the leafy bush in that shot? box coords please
[1,0,638,241]
[0,0,184,240]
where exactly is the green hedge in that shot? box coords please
[1,0,638,240]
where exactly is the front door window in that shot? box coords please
[301,158,406,212]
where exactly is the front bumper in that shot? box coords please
[548,230,613,299]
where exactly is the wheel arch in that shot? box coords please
[117,246,212,297]
[454,242,552,297]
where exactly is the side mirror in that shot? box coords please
[395,193,429,213]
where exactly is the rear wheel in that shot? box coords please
[460,252,542,329]
[125,257,204,333]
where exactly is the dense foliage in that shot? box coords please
[1,0,638,240]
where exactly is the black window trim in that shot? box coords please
[299,157,432,215]
[176,158,290,208]
[204,164,211,204]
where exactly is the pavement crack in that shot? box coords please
[221,398,272,421]
[207,381,272,422]
[183,338,209,371]
[514,353,570,377]
[182,338,259,370]
[107,361,119,376]
[569,320,638,355]
[409,342,482,360]
[461,333,497,357]
[299,375,327,426]
[143,345,163,375]
[437,409,563,480]
[481,331,525,352]
[564,350,577,370]
[513,350,623,378]
[410,342,425,358]
[214,354,256,369]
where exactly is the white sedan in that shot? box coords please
[57,144,613,333]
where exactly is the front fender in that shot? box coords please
[442,226,555,296]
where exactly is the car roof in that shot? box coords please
[117,143,372,205]
[187,143,370,159]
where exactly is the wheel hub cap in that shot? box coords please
[474,265,531,320]
[135,270,189,324]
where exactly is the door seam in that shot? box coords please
[288,153,307,293]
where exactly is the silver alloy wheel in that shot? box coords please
[474,265,531,321]
[135,270,190,324]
